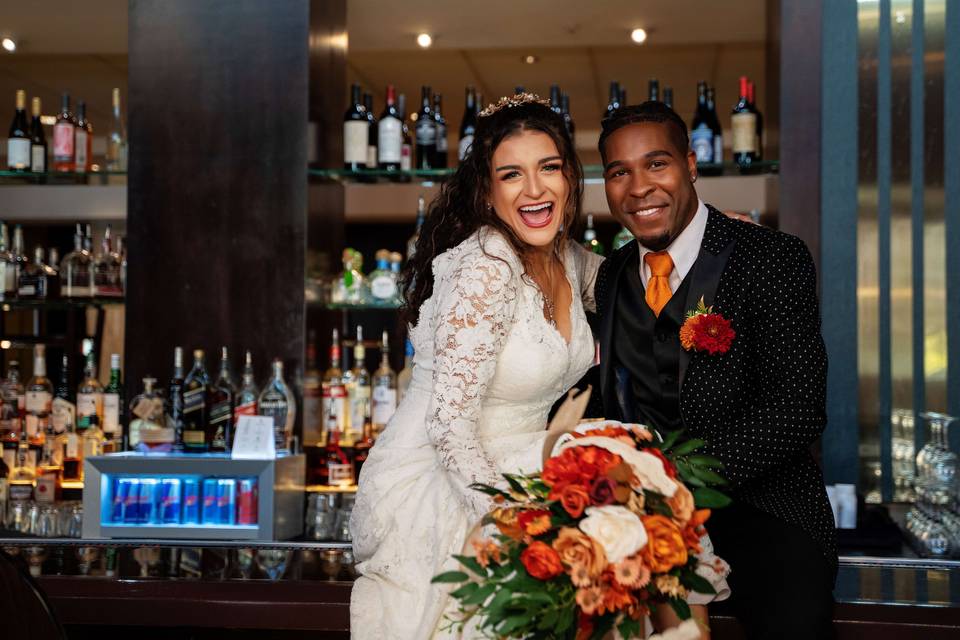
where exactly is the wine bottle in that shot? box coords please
[343,84,368,171]
[458,86,477,161]
[663,86,673,110]
[706,86,723,164]
[415,86,435,170]
[731,76,758,169]
[648,78,660,103]
[605,81,621,119]
[378,85,403,172]
[432,93,448,169]
[549,85,562,116]
[53,93,75,172]
[74,101,92,174]
[747,80,763,161]
[102,353,124,447]
[562,93,575,138]
[398,93,413,172]
[6,90,30,171]
[106,88,127,172]
[29,97,46,173]
[363,92,378,170]
[690,81,715,164]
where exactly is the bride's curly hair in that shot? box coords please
[401,100,584,326]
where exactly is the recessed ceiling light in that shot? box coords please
[2,38,16,53]
[630,28,648,44]
[416,33,433,48]
[524,55,538,64]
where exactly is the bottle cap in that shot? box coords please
[111,353,121,369]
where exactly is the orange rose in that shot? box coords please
[558,484,591,518]
[543,448,582,488]
[579,446,623,478]
[521,541,564,580]
[517,509,553,536]
[681,509,712,552]
[552,527,607,581]
[665,482,695,526]
[641,515,688,573]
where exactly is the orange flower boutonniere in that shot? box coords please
[679,297,735,355]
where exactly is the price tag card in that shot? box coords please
[231,415,276,459]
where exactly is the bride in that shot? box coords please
[350,94,725,639]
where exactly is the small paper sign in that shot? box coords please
[231,415,276,459]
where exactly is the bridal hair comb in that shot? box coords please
[478,92,552,118]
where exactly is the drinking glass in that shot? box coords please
[35,505,60,538]
[320,549,342,581]
[255,549,290,581]
[335,508,353,543]
[918,412,958,489]
[133,547,162,578]
[74,547,100,576]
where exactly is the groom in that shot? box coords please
[593,102,836,639]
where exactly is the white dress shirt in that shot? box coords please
[637,199,708,292]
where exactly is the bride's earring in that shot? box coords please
[691,174,698,183]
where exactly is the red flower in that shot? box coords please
[680,313,735,355]
[588,476,617,506]
[520,541,564,580]
[543,448,583,488]
[645,447,677,478]
[517,509,553,536]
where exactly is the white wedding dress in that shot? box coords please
[350,228,599,639]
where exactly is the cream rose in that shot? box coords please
[578,505,648,564]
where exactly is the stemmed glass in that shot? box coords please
[255,549,291,581]
[917,412,958,489]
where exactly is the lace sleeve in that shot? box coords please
[426,251,520,520]
[569,241,605,313]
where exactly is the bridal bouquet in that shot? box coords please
[433,420,730,640]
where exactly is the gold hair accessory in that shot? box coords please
[478,92,551,118]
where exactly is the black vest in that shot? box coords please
[612,250,693,432]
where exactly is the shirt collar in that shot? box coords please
[637,199,708,282]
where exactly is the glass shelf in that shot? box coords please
[1,297,125,311]
[0,170,127,184]
[305,484,357,494]
[316,301,401,311]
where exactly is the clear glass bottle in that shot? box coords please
[0,223,17,300]
[258,359,296,453]
[76,350,103,433]
[321,329,347,448]
[344,326,371,447]
[17,246,53,298]
[397,339,415,404]
[407,196,426,260]
[207,347,235,452]
[106,88,127,172]
[60,223,95,297]
[1,360,25,464]
[182,349,210,452]
[128,376,166,450]
[302,333,323,447]
[582,214,605,255]
[369,249,398,304]
[371,330,397,438]
[331,248,368,304]
[8,427,36,502]
[102,353,124,448]
[11,224,27,284]
[94,224,124,297]
[24,345,53,449]
[233,350,258,425]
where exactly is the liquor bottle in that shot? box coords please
[127,376,165,450]
[95,223,123,297]
[352,419,374,483]
[17,246,53,299]
[80,406,105,460]
[706,86,723,165]
[167,346,186,450]
[619,87,628,108]
[7,90,30,171]
[363,92,378,170]
[302,334,323,447]
[11,225,26,284]
[369,249,398,304]
[233,350,258,425]
[648,79,660,103]
[60,223,94,297]
[613,226,634,251]
[207,347,235,452]
[53,93,76,172]
[1,360,24,472]
[371,330,397,438]
[415,86,435,169]
[258,358,296,453]
[321,328,347,445]
[8,427,36,502]
[458,86,477,161]
[29,97,46,173]
[106,88,127,172]
[182,349,210,451]
[561,93,575,138]
[343,84,368,172]
[76,350,103,432]
[102,353,124,447]
[407,196,426,260]
[35,425,61,504]
[51,354,75,438]
[432,93,448,169]
[747,80,763,161]
[663,87,674,110]
[389,251,403,303]
[331,248,368,304]
[731,76,758,169]
[690,81,715,164]
[25,345,53,448]
[397,339,414,404]
[344,326,371,446]
[549,85,563,116]
[582,214,604,255]
[377,85,403,172]
[398,93,413,172]
[605,81,621,119]
[74,101,92,174]
[0,224,16,300]
[57,415,81,482]
[322,412,353,486]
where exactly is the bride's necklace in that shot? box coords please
[529,260,560,327]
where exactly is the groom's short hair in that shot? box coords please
[598,102,689,162]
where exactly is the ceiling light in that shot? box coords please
[524,55,538,64]
[416,33,433,48]
[630,28,647,44]
[2,38,16,53]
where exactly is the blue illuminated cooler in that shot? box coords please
[81,452,305,541]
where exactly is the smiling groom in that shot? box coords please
[592,102,837,639]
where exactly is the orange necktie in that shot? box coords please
[644,251,674,317]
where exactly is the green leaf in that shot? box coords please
[498,614,532,635]
[658,429,682,451]
[431,570,469,584]
[469,483,510,498]
[536,607,560,631]
[669,597,691,620]
[453,554,487,577]
[693,487,732,508]
[462,582,496,606]
[684,571,718,595]
[556,607,576,634]
[671,438,706,456]
[485,587,514,616]
[618,618,643,639]
[504,474,527,496]
[687,454,725,469]
[450,581,479,599]
[689,465,729,486]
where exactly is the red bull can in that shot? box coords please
[138,478,160,524]
[122,478,141,524]
[237,478,258,525]
[217,478,237,526]
[201,478,220,524]
[160,478,183,524]
[111,477,132,523]
[182,478,201,524]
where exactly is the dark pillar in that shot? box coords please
[126,1,308,395]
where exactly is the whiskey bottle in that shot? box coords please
[76,350,103,433]
[371,330,397,438]
[24,345,53,448]
[8,427,36,502]
[344,326,371,447]
[233,350,258,424]
[1,360,25,467]
[322,413,353,487]
[207,347,235,452]
[60,223,95,297]
[302,333,323,447]
[94,224,124,297]
[321,329,347,447]
[102,354,124,448]
[127,377,166,450]
[182,349,210,452]
[17,246,53,299]
[258,359,296,453]
[167,346,186,450]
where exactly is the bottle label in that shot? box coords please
[53,122,74,159]
[343,120,368,164]
[52,398,76,434]
[435,124,448,152]
[183,387,204,416]
[401,144,412,171]
[328,462,353,486]
[75,130,88,170]
[103,393,121,435]
[366,144,378,169]
[1,262,14,294]
[31,145,46,172]
[82,434,103,458]
[458,135,474,161]
[233,398,257,424]
[690,124,715,163]
[416,119,436,146]
[731,113,757,154]
[9,482,33,502]
[258,399,289,449]
[347,385,370,442]
[372,386,397,426]
[35,474,56,504]
[76,392,100,428]
[370,275,398,300]
[26,390,52,413]
[65,432,80,459]
[6,138,30,170]
[208,400,231,449]
[713,134,723,164]
[183,429,205,445]
[17,281,37,297]
[378,118,403,164]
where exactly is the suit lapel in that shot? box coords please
[600,240,638,419]
[679,207,737,389]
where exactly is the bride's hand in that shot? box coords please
[650,604,710,640]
